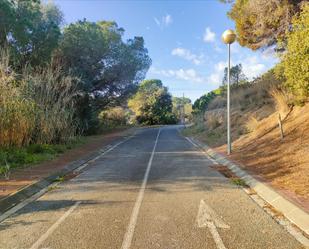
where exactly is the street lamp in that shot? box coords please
[222,29,236,155]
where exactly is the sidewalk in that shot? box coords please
[189,137,309,238]
[215,146,309,214]
[0,129,133,202]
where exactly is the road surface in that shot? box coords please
[0,126,304,249]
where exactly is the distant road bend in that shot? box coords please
[0,126,303,249]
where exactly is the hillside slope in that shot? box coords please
[184,95,309,211]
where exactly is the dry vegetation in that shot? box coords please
[184,72,309,208]
[0,50,78,147]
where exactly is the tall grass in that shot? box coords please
[270,88,292,115]
[0,50,79,147]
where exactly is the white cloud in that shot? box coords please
[242,56,266,79]
[207,61,226,85]
[163,14,172,26]
[154,14,173,28]
[171,48,203,65]
[261,46,277,60]
[215,61,226,72]
[149,67,205,83]
[203,27,216,43]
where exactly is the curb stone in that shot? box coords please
[190,137,309,238]
[0,129,135,216]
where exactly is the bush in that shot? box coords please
[282,3,309,101]
[99,106,127,128]
[0,49,79,147]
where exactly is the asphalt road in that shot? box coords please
[0,126,304,249]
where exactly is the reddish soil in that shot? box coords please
[215,105,309,212]
[0,128,133,200]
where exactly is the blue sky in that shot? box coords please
[54,0,278,102]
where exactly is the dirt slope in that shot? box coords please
[186,103,309,211]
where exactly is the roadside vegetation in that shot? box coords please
[0,0,152,176]
[0,0,188,177]
[185,1,309,201]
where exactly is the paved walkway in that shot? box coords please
[0,126,304,249]
[0,129,131,200]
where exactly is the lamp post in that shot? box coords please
[222,29,236,155]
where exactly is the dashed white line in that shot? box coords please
[121,129,161,249]
[0,183,58,223]
[29,201,81,249]
[185,137,219,165]
[73,135,135,173]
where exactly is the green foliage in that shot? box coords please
[172,97,192,122]
[231,178,248,187]
[55,20,151,132]
[193,90,220,113]
[128,79,177,125]
[0,0,63,67]
[228,0,304,50]
[222,64,247,86]
[282,3,309,101]
[0,137,85,176]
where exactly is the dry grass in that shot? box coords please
[227,104,309,207]
[188,71,309,207]
[270,88,292,115]
[245,116,259,133]
[205,112,221,130]
[0,49,79,147]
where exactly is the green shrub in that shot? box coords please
[282,3,309,101]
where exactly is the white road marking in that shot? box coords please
[73,135,134,174]
[0,183,58,223]
[185,137,219,165]
[185,136,199,147]
[197,199,230,229]
[29,201,81,249]
[121,129,161,249]
[0,133,136,223]
[197,199,229,249]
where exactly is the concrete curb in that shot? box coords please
[190,138,309,237]
[0,130,135,216]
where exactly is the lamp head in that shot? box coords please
[222,29,236,44]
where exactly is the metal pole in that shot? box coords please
[182,93,185,125]
[227,43,231,155]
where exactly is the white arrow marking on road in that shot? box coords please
[197,199,229,249]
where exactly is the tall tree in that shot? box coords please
[128,79,176,125]
[172,97,192,122]
[54,20,151,131]
[222,64,247,86]
[228,0,304,50]
[0,0,63,67]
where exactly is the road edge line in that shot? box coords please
[29,201,81,249]
[121,129,161,249]
[188,136,309,246]
[0,130,136,222]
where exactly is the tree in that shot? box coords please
[54,20,151,131]
[128,79,176,125]
[0,0,63,68]
[228,0,305,50]
[282,3,309,101]
[222,64,247,86]
[193,91,218,113]
[172,97,192,122]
